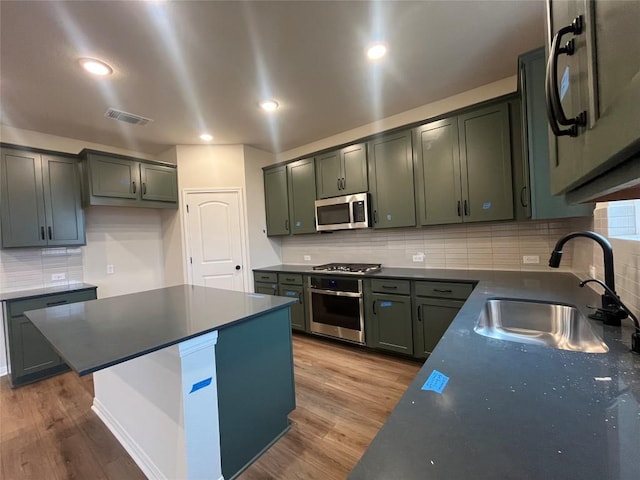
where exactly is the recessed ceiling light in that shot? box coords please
[199,133,213,141]
[260,100,279,112]
[367,43,387,61]
[79,58,113,76]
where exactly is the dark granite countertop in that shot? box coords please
[0,283,97,302]
[255,265,640,479]
[24,284,296,376]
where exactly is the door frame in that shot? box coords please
[182,188,251,292]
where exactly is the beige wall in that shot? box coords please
[276,75,517,162]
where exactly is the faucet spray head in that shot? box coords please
[549,250,563,268]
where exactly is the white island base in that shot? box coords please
[92,331,223,480]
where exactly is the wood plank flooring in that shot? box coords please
[1,334,421,480]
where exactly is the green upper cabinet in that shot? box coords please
[315,143,367,199]
[81,150,178,209]
[1,147,85,248]
[368,130,416,229]
[140,163,178,203]
[414,100,514,226]
[287,158,317,234]
[458,102,514,223]
[545,0,640,198]
[264,165,290,236]
[414,117,463,226]
[516,47,593,220]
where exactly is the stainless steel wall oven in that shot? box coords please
[307,275,365,344]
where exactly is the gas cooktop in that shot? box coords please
[312,263,381,274]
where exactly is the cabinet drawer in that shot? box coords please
[254,272,277,283]
[254,282,278,296]
[278,273,303,286]
[8,290,97,317]
[414,281,473,300]
[370,279,411,295]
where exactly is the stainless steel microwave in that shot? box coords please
[315,193,370,232]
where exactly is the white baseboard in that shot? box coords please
[92,397,165,480]
[0,366,8,377]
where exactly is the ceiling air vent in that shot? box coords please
[104,108,153,126]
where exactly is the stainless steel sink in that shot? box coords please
[474,298,609,353]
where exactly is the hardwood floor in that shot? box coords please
[1,334,421,480]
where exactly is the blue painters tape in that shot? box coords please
[380,301,392,307]
[295,221,301,227]
[248,294,265,298]
[285,291,297,297]
[190,377,212,394]
[482,202,491,210]
[422,370,449,394]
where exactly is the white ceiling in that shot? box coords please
[0,1,545,155]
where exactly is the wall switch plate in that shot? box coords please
[303,255,311,261]
[106,264,115,274]
[413,253,425,262]
[523,255,540,264]
[51,273,66,281]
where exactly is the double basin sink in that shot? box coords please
[474,298,608,353]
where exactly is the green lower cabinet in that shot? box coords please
[413,298,464,359]
[278,285,306,332]
[366,293,413,355]
[254,282,277,296]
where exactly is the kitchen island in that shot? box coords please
[24,284,297,480]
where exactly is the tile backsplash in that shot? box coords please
[0,247,84,293]
[282,217,593,271]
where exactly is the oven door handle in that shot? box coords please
[308,287,362,298]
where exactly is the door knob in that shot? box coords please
[235,265,241,270]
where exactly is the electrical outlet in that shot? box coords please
[106,264,115,274]
[412,253,425,262]
[51,273,66,281]
[522,255,540,264]
[303,255,311,261]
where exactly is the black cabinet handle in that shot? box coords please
[285,277,295,282]
[337,178,341,190]
[372,300,377,315]
[143,182,147,195]
[285,219,290,231]
[40,226,45,240]
[463,200,469,216]
[417,305,422,322]
[433,288,453,294]
[545,15,586,137]
[48,226,52,240]
[132,181,137,194]
[373,210,378,224]
[520,186,528,208]
[457,201,461,217]
[341,178,346,190]
[46,300,68,307]
[382,285,398,290]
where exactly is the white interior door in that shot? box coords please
[185,190,246,292]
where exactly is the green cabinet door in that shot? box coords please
[278,285,305,331]
[42,155,85,246]
[10,315,64,378]
[367,293,413,355]
[458,103,514,223]
[140,163,178,203]
[413,298,463,359]
[414,118,463,225]
[0,148,47,247]
[264,166,290,236]
[368,130,416,229]
[89,154,138,199]
[341,143,368,195]
[315,150,342,199]
[254,282,278,295]
[518,47,594,219]
[287,157,317,234]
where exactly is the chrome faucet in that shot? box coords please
[548,231,627,326]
